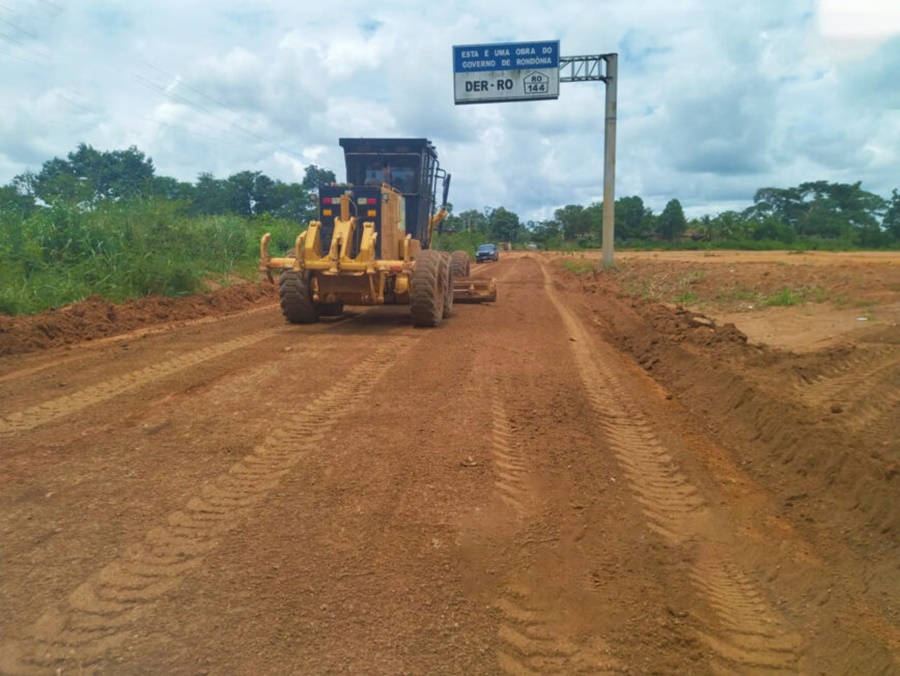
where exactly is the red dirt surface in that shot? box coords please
[0,282,276,356]
[0,251,897,673]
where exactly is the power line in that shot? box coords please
[0,43,42,66]
[0,14,38,40]
[57,89,242,152]
[0,29,50,62]
[133,62,307,163]
[132,74,240,136]
[140,60,265,133]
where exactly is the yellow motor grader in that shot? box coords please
[259,138,495,327]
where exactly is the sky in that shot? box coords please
[1,0,899,222]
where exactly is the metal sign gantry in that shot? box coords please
[560,54,617,268]
[453,44,619,267]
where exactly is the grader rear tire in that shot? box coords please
[450,250,470,279]
[410,250,444,327]
[441,252,453,319]
[279,270,319,324]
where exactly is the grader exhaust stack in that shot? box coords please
[259,138,496,327]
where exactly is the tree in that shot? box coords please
[752,215,795,243]
[614,195,649,239]
[192,172,229,215]
[17,161,91,206]
[224,170,279,217]
[554,204,592,240]
[693,215,713,241]
[752,180,886,240]
[657,199,687,241]
[488,206,521,243]
[19,143,155,206]
[884,189,900,242]
[105,146,155,199]
[527,219,561,247]
[302,165,337,192]
[149,176,195,203]
[267,180,314,222]
[752,186,805,231]
[0,184,37,216]
[447,208,488,235]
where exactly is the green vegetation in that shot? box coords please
[0,198,299,315]
[608,264,836,311]
[561,259,596,275]
[2,142,899,316]
[617,269,707,305]
[442,181,900,254]
[763,286,826,307]
[0,144,333,315]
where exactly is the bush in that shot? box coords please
[0,197,298,315]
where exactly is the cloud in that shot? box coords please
[0,0,897,223]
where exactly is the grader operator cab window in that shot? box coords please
[363,161,391,187]
[389,165,416,193]
[353,156,419,194]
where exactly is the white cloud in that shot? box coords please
[0,0,897,223]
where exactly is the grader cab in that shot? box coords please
[259,138,495,327]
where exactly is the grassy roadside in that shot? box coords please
[0,199,301,315]
[553,252,886,315]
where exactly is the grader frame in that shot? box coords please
[259,138,495,327]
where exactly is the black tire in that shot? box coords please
[450,250,470,279]
[278,270,319,324]
[441,252,453,319]
[410,249,444,327]
[317,301,344,317]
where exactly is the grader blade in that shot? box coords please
[453,276,497,303]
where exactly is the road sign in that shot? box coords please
[453,40,560,104]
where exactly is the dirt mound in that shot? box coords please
[0,282,277,356]
[562,260,899,564]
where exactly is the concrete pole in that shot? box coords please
[600,53,618,269]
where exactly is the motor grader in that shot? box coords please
[259,138,495,327]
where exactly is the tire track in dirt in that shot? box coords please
[0,304,278,386]
[537,258,802,673]
[490,389,531,520]
[495,584,624,674]
[486,264,624,674]
[0,329,279,436]
[0,336,420,675]
[798,345,900,436]
[690,552,802,674]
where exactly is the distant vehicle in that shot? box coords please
[476,243,499,263]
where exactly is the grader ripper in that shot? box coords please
[259,138,495,327]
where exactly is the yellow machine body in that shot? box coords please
[258,138,496,327]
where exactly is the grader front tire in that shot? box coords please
[410,250,445,327]
[278,270,319,324]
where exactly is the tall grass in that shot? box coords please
[0,198,301,315]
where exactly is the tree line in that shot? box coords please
[4,143,898,250]
[443,183,900,250]
[1,143,336,222]
[1,142,898,315]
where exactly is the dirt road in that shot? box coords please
[1,253,897,673]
